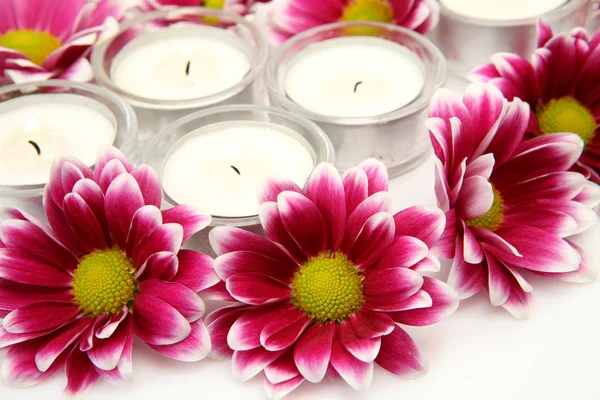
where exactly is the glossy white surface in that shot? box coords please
[440,0,568,20]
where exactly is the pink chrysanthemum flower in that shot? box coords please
[264,0,439,44]
[470,21,600,183]
[428,83,600,319]
[139,0,269,15]
[206,160,458,399]
[0,0,126,84]
[0,148,219,394]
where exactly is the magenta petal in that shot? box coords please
[536,240,596,283]
[137,251,178,282]
[133,293,191,346]
[463,225,484,264]
[138,279,205,323]
[305,163,346,250]
[260,309,311,351]
[172,250,219,293]
[87,316,131,371]
[233,347,284,382]
[342,192,391,250]
[501,282,532,320]
[0,326,56,348]
[95,310,127,339]
[228,304,293,351]
[72,179,110,244]
[447,237,485,299]
[0,219,78,271]
[0,248,72,287]
[258,176,303,204]
[104,173,145,249]
[358,158,388,195]
[130,165,162,207]
[43,191,82,256]
[537,19,554,47]
[3,302,79,334]
[209,226,295,263]
[0,280,72,310]
[126,205,162,257]
[389,277,459,326]
[277,191,327,258]
[79,314,109,352]
[349,309,395,339]
[375,236,429,269]
[411,254,441,273]
[330,335,373,391]
[293,322,335,383]
[162,205,211,243]
[258,202,306,264]
[150,319,211,362]
[132,223,183,267]
[486,255,512,307]
[226,273,291,305]
[65,349,100,396]
[348,212,395,270]
[264,350,299,384]
[205,306,248,359]
[341,167,369,215]
[1,338,67,388]
[363,268,423,312]
[455,176,494,220]
[338,320,381,363]
[214,250,297,284]
[35,318,92,372]
[432,209,457,259]
[263,375,305,400]
[386,290,433,312]
[63,193,107,251]
[393,206,445,248]
[93,147,132,184]
[375,325,425,376]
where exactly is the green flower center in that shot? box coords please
[341,0,394,23]
[0,29,62,66]
[537,97,597,146]
[292,252,364,323]
[465,186,504,231]
[72,248,137,317]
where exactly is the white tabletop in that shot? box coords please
[1,76,598,400]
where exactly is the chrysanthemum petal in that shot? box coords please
[348,212,395,270]
[138,279,205,323]
[363,268,423,311]
[87,316,132,371]
[264,350,298,384]
[502,209,578,237]
[375,236,429,269]
[162,205,211,243]
[358,158,388,195]
[342,192,391,251]
[330,335,373,391]
[393,206,445,248]
[536,240,597,283]
[35,318,92,372]
[226,273,291,305]
[386,290,433,312]
[93,147,132,185]
[432,209,456,259]
[65,348,100,396]
[463,225,484,264]
[294,321,335,383]
[341,167,369,215]
[455,176,494,220]
[485,254,512,307]
[133,293,191,346]
[447,238,485,299]
[573,181,600,208]
[277,191,327,258]
[173,250,219,293]
[105,173,145,249]
[501,171,586,204]
[72,179,110,244]
[411,254,441,273]
[95,310,127,339]
[63,193,107,251]
[338,320,381,363]
[150,319,211,362]
[206,306,248,359]
[3,302,79,334]
[389,277,459,326]
[375,325,425,376]
[43,191,82,255]
[260,309,311,352]
[209,226,295,263]
[258,176,303,204]
[214,251,297,284]
[263,375,305,400]
[350,309,395,339]
[501,284,532,320]
[233,347,285,382]
[130,165,162,207]
[132,223,183,267]
[259,202,306,263]
[137,251,178,281]
[1,338,67,388]
[0,248,72,287]
[305,163,346,250]
[228,304,293,351]
[0,280,72,310]
[126,205,163,257]
[466,153,495,180]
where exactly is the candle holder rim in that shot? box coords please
[0,79,138,198]
[141,104,336,227]
[266,21,447,125]
[90,7,269,111]
[438,0,589,27]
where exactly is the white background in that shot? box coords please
[1,78,599,400]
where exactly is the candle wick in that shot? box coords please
[354,81,362,93]
[185,61,191,76]
[230,165,241,175]
[28,140,41,156]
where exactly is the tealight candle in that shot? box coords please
[141,105,334,226]
[162,121,315,217]
[0,80,137,198]
[110,25,251,102]
[285,37,425,118]
[440,0,568,20]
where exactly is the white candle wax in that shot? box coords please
[0,94,117,186]
[161,121,315,218]
[440,0,568,20]
[284,36,425,118]
[111,25,251,101]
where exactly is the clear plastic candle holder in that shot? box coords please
[430,0,590,78]
[91,7,269,147]
[141,104,335,235]
[0,80,138,200]
[266,21,446,178]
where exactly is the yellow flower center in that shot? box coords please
[465,186,504,231]
[202,0,226,25]
[291,252,364,323]
[537,97,597,146]
[72,248,137,317]
[0,29,62,66]
[341,0,394,23]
